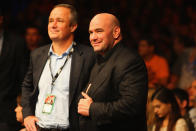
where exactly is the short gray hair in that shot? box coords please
[53,4,78,26]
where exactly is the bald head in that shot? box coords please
[90,13,120,29]
[89,13,122,55]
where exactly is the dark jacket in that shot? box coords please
[0,31,26,124]
[21,43,95,131]
[79,43,148,131]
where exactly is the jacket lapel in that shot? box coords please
[69,45,84,106]
[34,45,50,89]
[87,64,108,96]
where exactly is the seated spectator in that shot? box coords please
[138,37,170,88]
[172,36,187,58]
[189,80,196,107]
[151,87,188,131]
[170,35,196,90]
[146,88,156,131]
[173,88,195,131]
[188,80,196,129]
[15,95,25,131]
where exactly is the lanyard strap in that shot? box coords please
[49,46,74,87]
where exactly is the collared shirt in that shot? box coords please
[35,43,73,129]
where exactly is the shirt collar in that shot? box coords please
[49,42,74,58]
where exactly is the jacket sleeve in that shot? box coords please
[89,55,148,125]
[21,54,35,119]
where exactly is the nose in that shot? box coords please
[51,20,57,28]
[90,32,98,41]
[15,106,18,112]
[154,108,158,114]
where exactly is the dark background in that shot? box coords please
[1,0,196,61]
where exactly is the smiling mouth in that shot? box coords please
[51,31,58,33]
[50,30,59,33]
[92,44,100,48]
[92,42,101,46]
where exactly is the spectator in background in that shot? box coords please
[189,80,196,107]
[170,38,196,90]
[24,25,42,73]
[15,95,26,131]
[0,8,26,131]
[168,36,187,89]
[138,37,169,88]
[146,88,156,131]
[151,87,188,131]
[173,88,195,131]
[172,35,186,63]
[24,25,41,51]
[189,80,196,129]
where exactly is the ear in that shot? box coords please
[70,24,78,33]
[113,26,121,39]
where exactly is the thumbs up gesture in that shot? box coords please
[78,92,93,116]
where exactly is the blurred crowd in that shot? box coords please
[0,0,196,130]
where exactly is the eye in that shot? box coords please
[49,19,54,23]
[96,29,103,33]
[58,20,64,22]
[57,18,64,22]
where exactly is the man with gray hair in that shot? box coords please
[21,4,94,131]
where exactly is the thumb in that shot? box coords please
[34,117,39,122]
[81,92,91,99]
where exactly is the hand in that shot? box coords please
[24,116,39,131]
[78,92,93,116]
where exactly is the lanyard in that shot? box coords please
[49,46,74,88]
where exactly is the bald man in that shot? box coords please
[77,13,148,131]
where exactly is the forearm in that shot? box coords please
[89,92,146,123]
[89,55,148,124]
